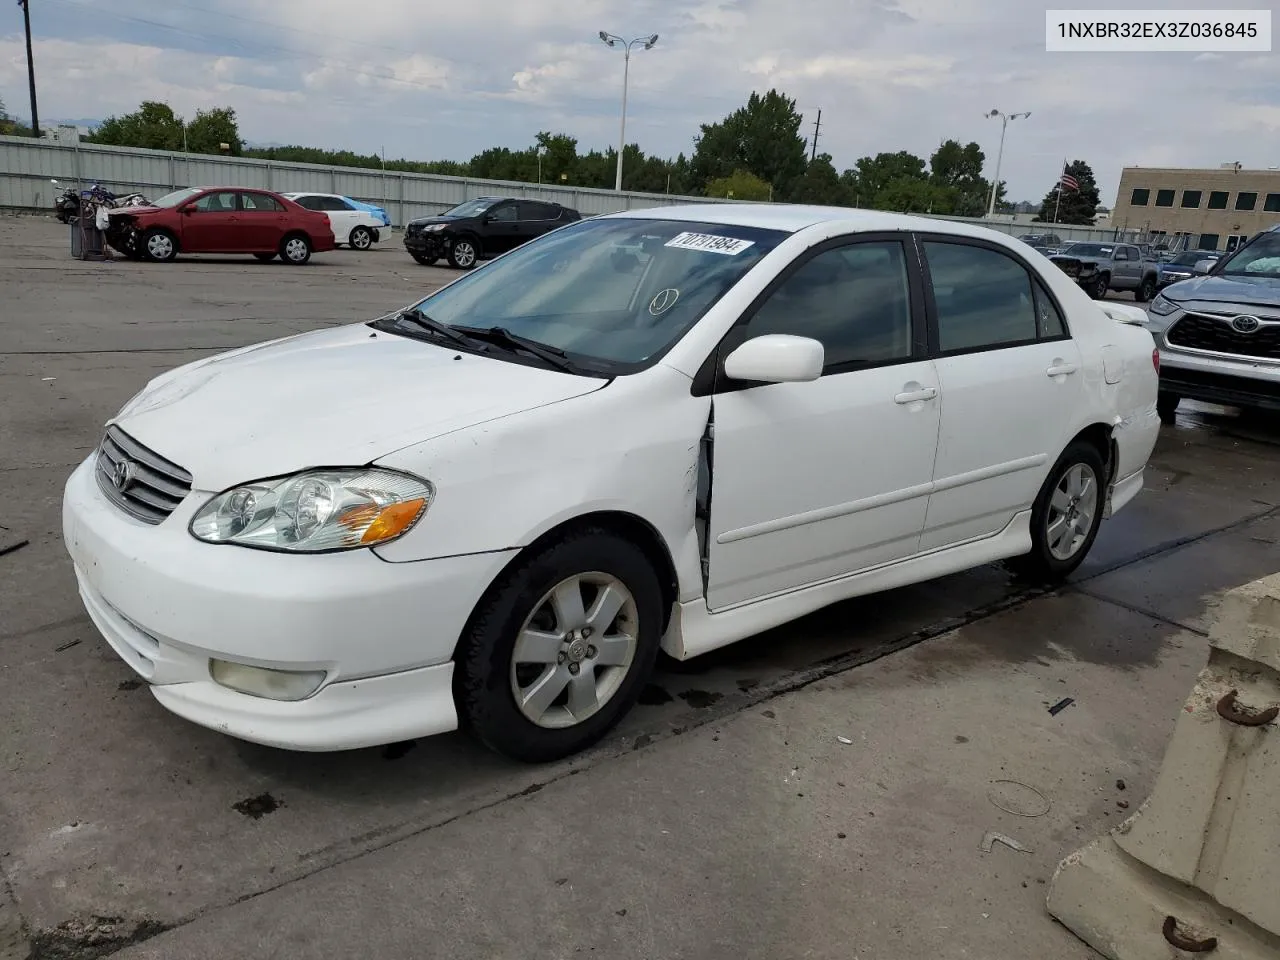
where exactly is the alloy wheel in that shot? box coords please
[454,241,476,267]
[509,572,639,729]
[1046,463,1098,561]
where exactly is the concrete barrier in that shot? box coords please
[1047,575,1280,958]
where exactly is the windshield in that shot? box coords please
[150,187,202,208]
[1171,251,1216,267]
[1217,232,1280,278]
[1065,243,1113,258]
[394,217,788,371]
[441,198,499,218]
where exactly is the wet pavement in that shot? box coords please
[1,216,1278,957]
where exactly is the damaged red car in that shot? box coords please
[105,187,336,265]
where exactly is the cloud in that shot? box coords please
[3,0,1278,205]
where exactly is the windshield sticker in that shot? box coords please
[664,232,755,256]
[648,288,680,316]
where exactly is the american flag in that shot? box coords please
[1060,172,1080,192]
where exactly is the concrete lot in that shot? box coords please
[2,215,1278,959]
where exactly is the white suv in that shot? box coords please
[1145,225,1280,421]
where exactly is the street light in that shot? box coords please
[599,30,658,193]
[984,108,1030,218]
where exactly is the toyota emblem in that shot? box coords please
[113,458,137,492]
[1230,315,1261,334]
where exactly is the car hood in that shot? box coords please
[106,205,163,217]
[1163,273,1280,307]
[408,215,463,227]
[112,324,608,491]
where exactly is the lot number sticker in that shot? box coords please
[664,232,755,256]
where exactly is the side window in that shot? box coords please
[743,240,914,371]
[517,202,553,220]
[1114,247,1129,261]
[923,241,1038,352]
[323,196,352,211]
[193,191,237,213]
[1032,280,1067,339]
[293,196,320,210]
[487,203,517,222]
[241,193,284,212]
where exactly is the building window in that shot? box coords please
[1130,188,1150,206]
[1236,192,1257,211]
[1181,190,1202,208]
[1198,233,1220,251]
[1265,193,1280,213]
[1155,189,1175,207]
[1226,234,1248,251]
[1208,191,1229,209]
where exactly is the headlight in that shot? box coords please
[425,223,447,232]
[1149,294,1181,316]
[190,468,433,553]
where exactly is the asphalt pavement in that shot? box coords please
[1,215,1278,959]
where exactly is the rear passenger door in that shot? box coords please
[517,202,561,243]
[916,236,1083,551]
[238,192,289,250]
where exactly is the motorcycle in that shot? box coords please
[50,179,80,223]
[50,179,150,223]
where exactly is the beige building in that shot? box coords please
[1110,165,1280,252]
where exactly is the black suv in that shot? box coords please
[403,197,582,269]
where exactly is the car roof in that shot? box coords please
[600,202,1045,240]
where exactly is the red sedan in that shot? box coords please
[104,187,337,264]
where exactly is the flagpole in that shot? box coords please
[20,0,40,137]
[1053,158,1066,224]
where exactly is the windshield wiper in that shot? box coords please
[386,307,475,347]
[453,325,578,373]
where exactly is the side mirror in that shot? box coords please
[1193,259,1215,275]
[181,206,195,215]
[724,335,824,384]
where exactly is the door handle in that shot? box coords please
[894,386,937,404]
[1046,362,1078,377]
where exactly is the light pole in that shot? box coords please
[599,31,658,193]
[984,108,1030,218]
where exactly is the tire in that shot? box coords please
[1136,274,1156,302]
[142,228,178,263]
[410,252,439,266]
[253,253,276,262]
[280,233,312,265]
[1007,441,1107,583]
[1157,392,1180,423]
[448,236,479,270]
[348,226,374,251]
[454,527,664,763]
[1086,273,1108,300]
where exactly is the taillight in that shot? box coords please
[1152,347,1160,374]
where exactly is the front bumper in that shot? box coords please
[404,232,445,257]
[1157,350,1280,412]
[62,455,517,750]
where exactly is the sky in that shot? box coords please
[1,0,1277,205]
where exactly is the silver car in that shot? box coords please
[1144,225,1280,420]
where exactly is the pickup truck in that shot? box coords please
[1050,241,1160,302]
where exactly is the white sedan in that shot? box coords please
[282,192,387,250]
[62,205,1161,762]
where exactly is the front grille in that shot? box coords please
[95,425,193,524]
[1166,313,1280,361]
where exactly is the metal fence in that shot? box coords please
[0,134,1133,243]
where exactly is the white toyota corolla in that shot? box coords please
[63,205,1161,762]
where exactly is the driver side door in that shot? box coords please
[481,201,521,254]
[703,235,941,610]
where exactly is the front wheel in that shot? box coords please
[454,528,664,763]
[1157,392,1180,423]
[1007,441,1107,583]
[1086,274,1108,300]
[410,252,438,266]
[280,233,312,265]
[448,237,478,270]
[1136,275,1156,302]
[142,228,178,263]
[349,226,373,250]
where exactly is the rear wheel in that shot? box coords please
[349,226,373,250]
[448,237,479,270]
[1136,275,1156,302]
[280,233,312,265]
[142,228,177,263]
[1157,392,1180,423]
[454,528,664,763]
[1008,441,1106,583]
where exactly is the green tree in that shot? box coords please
[705,169,772,201]
[1034,159,1100,225]
[88,101,185,150]
[928,140,992,216]
[786,154,851,205]
[843,151,928,209]
[185,106,242,155]
[0,96,28,136]
[691,89,808,194]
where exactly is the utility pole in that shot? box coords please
[20,0,40,138]
[810,109,822,162]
